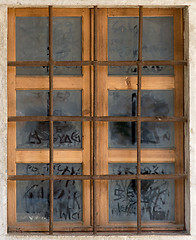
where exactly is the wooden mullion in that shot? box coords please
[96,8,108,227]
[173,8,184,226]
[7,8,17,228]
[82,8,91,226]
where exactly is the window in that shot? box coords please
[7,6,187,234]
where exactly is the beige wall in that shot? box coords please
[0,0,194,239]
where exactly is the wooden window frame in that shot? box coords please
[7,6,187,235]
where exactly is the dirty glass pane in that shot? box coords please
[16,17,49,75]
[108,90,174,148]
[16,90,82,149]
[143,17,174,61]
[109,163,175,221]
[16,90,82,116]
[16,17,82,75]
[53,17,82,75]
[16,163,82,222]
[108,17,174,75]
[16,121,82,149]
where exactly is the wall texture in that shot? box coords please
[0,0,195,239]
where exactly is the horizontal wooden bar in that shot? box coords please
[15,76,83,90]
[8,116,187,122]
[108,8,175,17]
[107,76,174,90]
[108,149,175,163]
[8,173,187,181]
[15,8,84,17]
[16,75,174,91]
[16,150,83,163]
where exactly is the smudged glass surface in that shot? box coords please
[16,121,82,149]
[16,163,82,222]
[16,17,82,75]
[109,163,175,222]
[108,17,174,75]
[16,90,82,149]
[16,90,82,116]
[108,90,174,148]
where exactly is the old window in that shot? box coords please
[7,6,187,234]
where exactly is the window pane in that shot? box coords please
[143,17,174,61]
[141,90,174,117]
[16,90,82,149]
[53,17,82,75]
[16,17,49,75]
[108,17,174,75]
[16,17,82,75]
[109,163,175,222]
[16,163,82,222]
[16,121,82,149]
[16,17,48,61]
[16,90,82,116]
[108,90,174,148]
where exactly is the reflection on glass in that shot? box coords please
[108,90,174,148]
[16,163,82,222]
[108,17,174,75]
[16,17,82,75]
[109,163,175,222]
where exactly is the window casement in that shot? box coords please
[7,6,187,234]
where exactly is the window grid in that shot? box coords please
[7,5,187,235]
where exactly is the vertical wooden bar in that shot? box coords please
[137,6,143,234]
[49,5,54,235]
[173,8,184,226]
[96,8,108,227]
[82,8,91,226]
[7,8,16,227]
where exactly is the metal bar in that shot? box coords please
[8,61,49,66]
[8,116,187,123]
[137,6,143,234]
[93,5,98,235]
[7,60,187,67]
[8,173,187,181]
[8,116,93,122]
[49,5,54,235]
[54,61,93,66]
[90,8,94,228]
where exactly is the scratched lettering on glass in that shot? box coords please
[16,163,82,222]
[108,17,174,75]
[16,17,82,75]
[108,90,174,148]
[109,163,175,221]
[16,90,82,149]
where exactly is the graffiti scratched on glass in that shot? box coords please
[109,163,175,221]
[16,163,82,222]
[16,90,82,149]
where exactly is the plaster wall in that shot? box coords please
[0,0,195,239]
